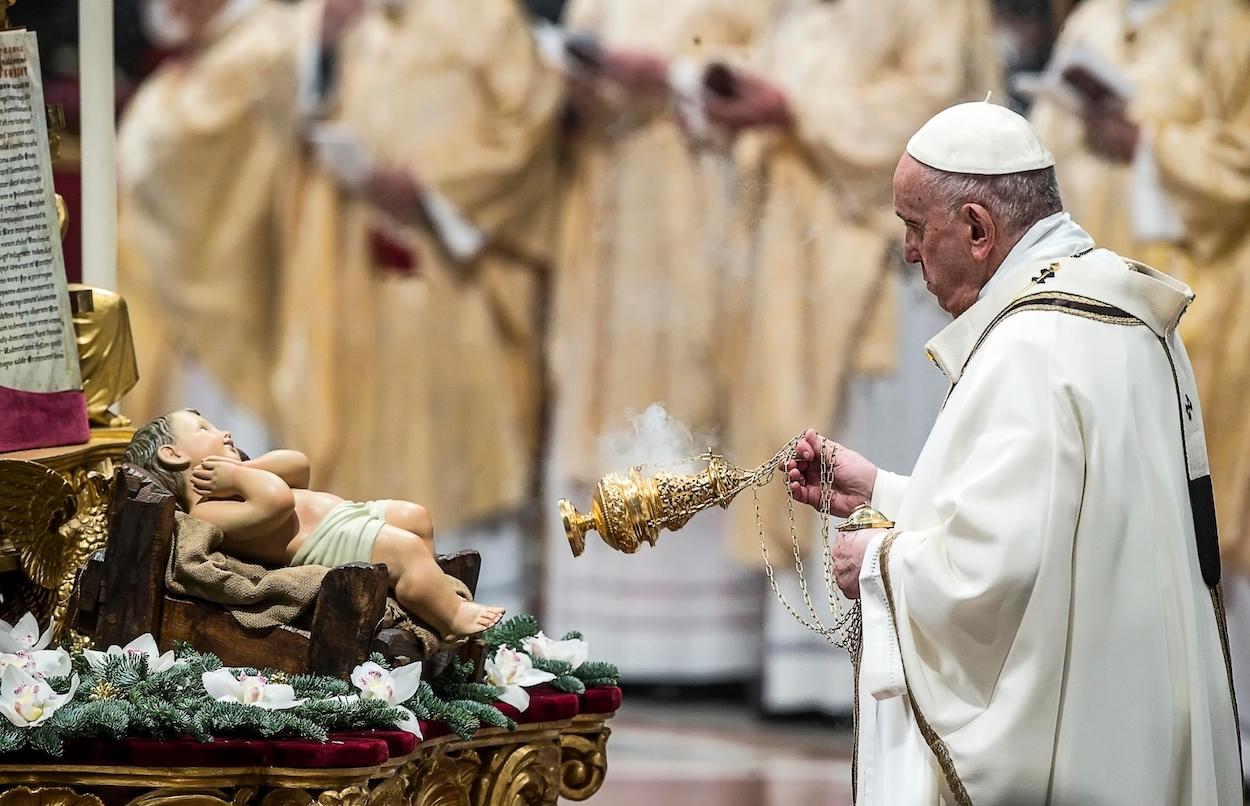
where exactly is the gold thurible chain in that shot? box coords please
[755,435,861,649]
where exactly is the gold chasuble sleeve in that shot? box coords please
[273,0,562,526]
[1030,0,1250,572]
[117,1,308,424]
[726,0,998,562]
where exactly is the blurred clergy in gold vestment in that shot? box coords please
[271,0,564,545]
[117,0,313,435]
[1028,0,1250,573]
[722,0,1000,564]
[542,0,777,681]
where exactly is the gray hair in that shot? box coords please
[916,165,1063,237]
[122,413,190,511]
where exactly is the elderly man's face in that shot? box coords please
[892,156,992,318]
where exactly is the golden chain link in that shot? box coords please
[756,435,861,649]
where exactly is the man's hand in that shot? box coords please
[363,167,424,221]
[321,0,367,46]
[703,71,792,132]
[832,527,881,600]
[782,429,878,517]
[1082,103,1139,163]
[598,48,670,94]
[191,456,244,500]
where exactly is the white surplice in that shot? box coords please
[855,213,1242,804]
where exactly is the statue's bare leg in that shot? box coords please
[382,500,436,554]
[372,524,504,638]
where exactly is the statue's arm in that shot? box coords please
[190,467,297,541]
[243,450,311,490]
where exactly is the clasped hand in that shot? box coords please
[191,454,244,500]
[781,429,880,599]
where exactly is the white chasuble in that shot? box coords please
[855,213,1241,804]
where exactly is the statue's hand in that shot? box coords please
[191,456,244,500]
[782,429,877,517]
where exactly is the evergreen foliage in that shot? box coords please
[484,614,620,689]
[0,613,615,756]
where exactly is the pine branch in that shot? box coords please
[0,723,25,754]
[530,658,574,677]
[27,726,62,756]
[483,614,540,651]
[574,661,619,687]
[54,699,131,740]
[288,674,351,700]
[552,675,585,694]
[438,682,499,704]
[560,630,584,641]
[456,699,514,732]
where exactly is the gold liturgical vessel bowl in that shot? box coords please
[558,450,897,557]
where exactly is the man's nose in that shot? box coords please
[903,243,921,264]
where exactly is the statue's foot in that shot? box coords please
[444,601,505,640]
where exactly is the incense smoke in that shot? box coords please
[597,402,718,476]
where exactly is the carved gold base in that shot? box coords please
[0,429,134,640]
[0,717,615,806]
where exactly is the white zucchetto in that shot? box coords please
[906,100,1055,175]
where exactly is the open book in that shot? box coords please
[0,30,89,451]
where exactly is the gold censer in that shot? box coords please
[559,454,756,557]
[557,436,895,649]
[559,442,894,557]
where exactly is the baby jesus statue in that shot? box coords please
[123,409,505,640]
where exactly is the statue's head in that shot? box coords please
[123,409,239,510]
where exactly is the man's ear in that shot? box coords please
[157,444,191,471]
[963,203,996,262]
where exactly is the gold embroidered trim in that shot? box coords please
[1209,584,1243,770]
[851,625,861,803]
[1000,302,1138,328]
[878,532,973,806]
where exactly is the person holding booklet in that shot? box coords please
[1028,0,1250,604]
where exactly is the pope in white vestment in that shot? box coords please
[786,103,1241,804]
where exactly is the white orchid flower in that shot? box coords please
[349,661,423,738]
[201,668,304,709]
[0,648,71,680]
[521,631,589,670]
[84,633,179,673]
[0,666,78,727]
[485,646,555,713]
[0,613,54,654]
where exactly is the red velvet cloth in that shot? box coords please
[0,387,90,453]
[417,720,451,742]
[579,686,622,715]
[368,227,418,275]
[51,163,82,284]
[331,730,417,758]
[493,685,581,724]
